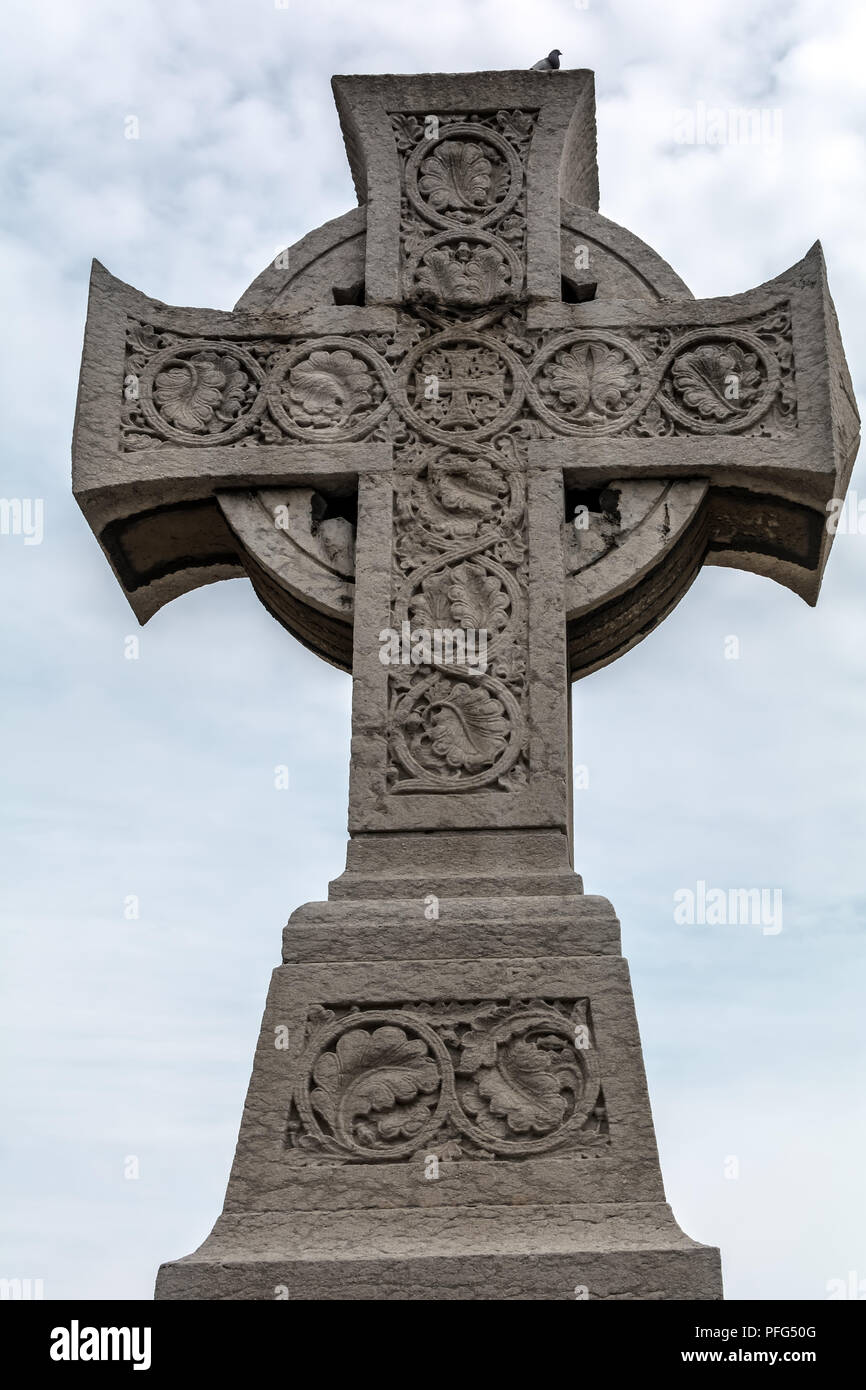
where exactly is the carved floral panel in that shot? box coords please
[389,109,536,307]
[285,997,608,1165]
[120,303,797,453]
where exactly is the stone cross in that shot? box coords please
[73,70,858,1301]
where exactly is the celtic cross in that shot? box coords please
[74,70,857,1300]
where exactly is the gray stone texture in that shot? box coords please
[72,67,858,1300]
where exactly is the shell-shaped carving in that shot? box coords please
[409,571,454,631]
[418,140,500,212]
[447,560,509,632]
[410,561,509,639]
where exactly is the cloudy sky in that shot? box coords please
[1,0,864,1301]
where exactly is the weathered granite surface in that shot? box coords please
[72,68,858,1300]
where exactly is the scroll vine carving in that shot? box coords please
[285,998,608,1165]
[387,433,529,793]
[120,303,796,452]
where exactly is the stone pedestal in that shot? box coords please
[156,865,721,1300]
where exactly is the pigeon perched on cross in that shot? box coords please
[531,49,562,71]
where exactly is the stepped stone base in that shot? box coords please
[155,887,722,1301]
[156,1204,722,1300]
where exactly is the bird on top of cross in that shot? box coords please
[531,48,562,71]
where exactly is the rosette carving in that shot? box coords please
[391,670,521,786]
[291,1011,450,1161]
[119,300,795,455]
[457,1010,585,1140]
[128,336,267,446]
[388,431,529,793]
[541,341,641,422]
[404,125,523,231]
[527,315,791,439]
[529,331,648,436]
[654,328,780,436]
[394,112,532,305]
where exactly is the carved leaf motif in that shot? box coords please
[497,760,529,791]
[410,571,455,630]
[288,349,374,426]
[487,160,510,205]
[410,560,508,636]
[415,243,511,306]
[496,212,524,247]
[127,321,161,356]
[123,432,159,451]
[289,1000,600,1163]
[429,681,509,770]
[154,352,248,433]
[310,1026,439,1145]
[373,1098,438,1141]
[447,560,508,633]
[391,113,425,150]
[257,415,285,445]
[543,342,638,419]
[633,399,674,438]
[461,1036,581,1135]
[418,141,496,211]
[671,343,762,420]
[496,109,534,143]
[429,1138,464,1162]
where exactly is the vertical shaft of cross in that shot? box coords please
[331,74,596,893]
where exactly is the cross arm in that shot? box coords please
[72,261,394,668]
[532,244,859,678]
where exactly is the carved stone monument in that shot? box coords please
[73,70,858,1300]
